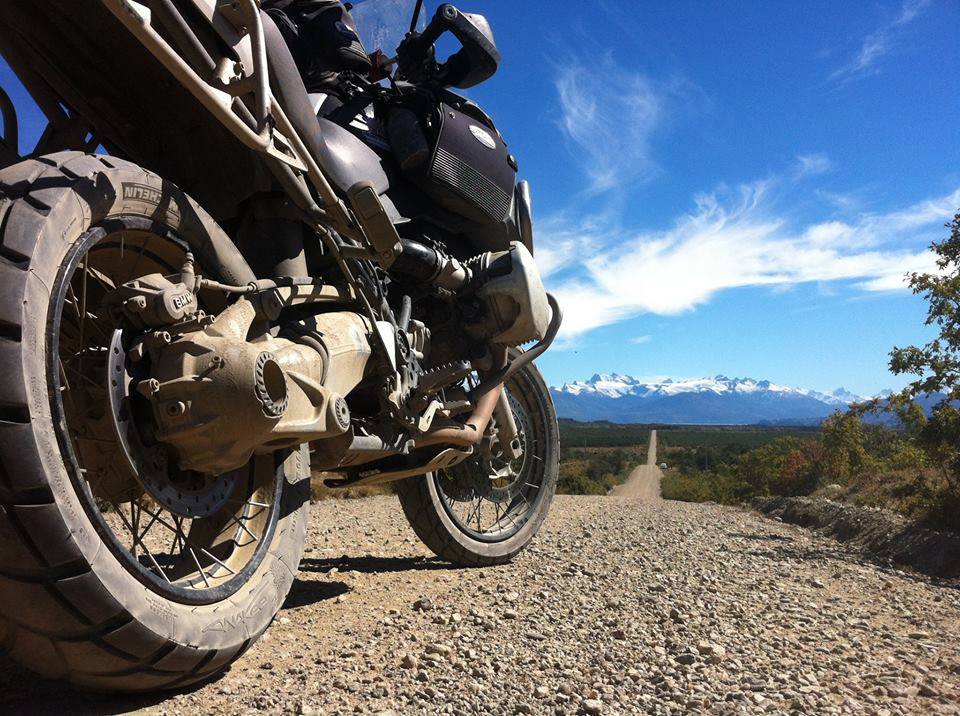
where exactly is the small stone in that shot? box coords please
[278,617,291,625]
[676,653,697,665]
[413,597,434,611]
[535,686,551,699]
[426,643,453,657]
[809,578,826,589]
[696,641,726,663]
[918,684,939,698]
[504,609,519,620]
[612,628,627,640]
[582,699,603,714]
[260,661,274,670]
[400,653,419,669]
[515,704,533,714]
[908,631,930,640]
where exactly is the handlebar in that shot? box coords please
[397,4,499,90]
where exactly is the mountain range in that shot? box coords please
[550,374,872,425]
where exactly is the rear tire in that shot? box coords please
[396,360,559,567]
[0,152,308,691]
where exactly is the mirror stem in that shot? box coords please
[410,0,425,33]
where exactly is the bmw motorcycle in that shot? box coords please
[0,0,560,690]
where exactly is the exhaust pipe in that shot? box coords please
[415,348,506,449]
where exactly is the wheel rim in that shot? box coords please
[47,220,281,605]
[434,370,550,543]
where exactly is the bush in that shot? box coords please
[557,447,640,494]
[661,470,745,504]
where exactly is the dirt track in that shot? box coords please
[609,430,662,500]
[1,459,958,714]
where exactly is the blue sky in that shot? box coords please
[458,0,958,396]
[2,1,957,396]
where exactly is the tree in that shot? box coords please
[737,437,800,496]
[889,212,960,495]
[820,411,868,484]
[890,212,960,401]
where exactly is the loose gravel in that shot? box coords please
[1,495,957,715]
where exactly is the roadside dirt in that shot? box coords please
[755,495,960,585]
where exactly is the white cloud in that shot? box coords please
[629,335,653,345]
[540,184,959,340]
[829,0,929,84]
[793,153,834,178]
[554,55,702,193]
[533,211,609,279]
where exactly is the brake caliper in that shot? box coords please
[103,254,202,330]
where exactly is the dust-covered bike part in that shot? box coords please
[49,223,282,605]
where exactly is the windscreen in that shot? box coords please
[349,0,426,57]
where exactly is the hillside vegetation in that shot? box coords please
[558,446,642,494]
[660,413,960,532]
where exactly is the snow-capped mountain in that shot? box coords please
[550,374,868,425]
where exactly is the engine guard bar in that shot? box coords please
[101,0,355,234]
[469,293,563,403]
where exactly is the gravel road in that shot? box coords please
[1,471,958,714]
[609,431,662,501]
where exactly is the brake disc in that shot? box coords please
[107,330,233,518]
[440,392,531,505]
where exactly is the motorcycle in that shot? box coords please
[0,0,560,691]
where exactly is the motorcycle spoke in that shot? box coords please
[130,501,139,558]
[135,503,238,581]
[224,513,259,547]
[77,259,90,368]
[111,501,168,581]
[188,547,212,588]
[136,505,162,547]
[124,236,153,285]
[62,362,107,392]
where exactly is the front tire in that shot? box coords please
[396,360,559,566]
[0,153,308,691]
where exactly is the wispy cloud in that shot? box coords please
[554,54,704,193]
[793,153,834,179]
[542,182,959,340]
[829,0,929,84]
[629,335,653,345]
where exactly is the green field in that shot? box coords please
[559,419,818,450]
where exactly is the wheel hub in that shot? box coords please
[107,330,233,518]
